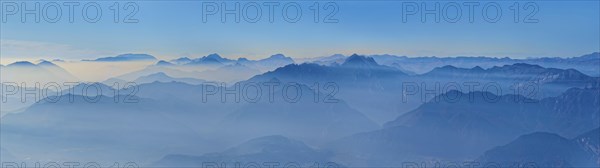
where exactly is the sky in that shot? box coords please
[1,0,599,63]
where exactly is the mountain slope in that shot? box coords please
[573,128,600,166]
[326,88,600,167]
[216,82,379,145]
[248,54,408,124]
[478,130,599,168]
[154,135,338,167]
[196,63,262,83]
[0,94,218,165]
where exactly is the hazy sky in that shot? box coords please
[1,1,599,62]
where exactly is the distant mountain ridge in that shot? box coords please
[1,60,79,84]
[167,53,294,67]
[84,54,156,62]
[296,52,600,77]
[136,53,295,82]
[424,63,597,85]
[303,52,600,76]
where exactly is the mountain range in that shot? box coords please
[167,53,295,72]
[248,54,598,124]
[303,52,600,77]
[102,53,294,83]
[1,52,599,167]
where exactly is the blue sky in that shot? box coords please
[1,0,599,61]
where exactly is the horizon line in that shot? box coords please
[1,51,598,65]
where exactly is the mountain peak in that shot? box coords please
[171,57,192,64]
[8,61,36,67]
[269,54,287,59]
[262,54,293,61]
[147,72,170,78]
[238,57,250,62]
[342,54,379,67]
[187,54,226,65]
[437,65,459,70]
[198,53,235,63]
[36,59,50,63]
[472,66,484,71]
[206,53,222,59]
[37,60,57,66]
[257,54,295,65]
[156,60,174,66]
